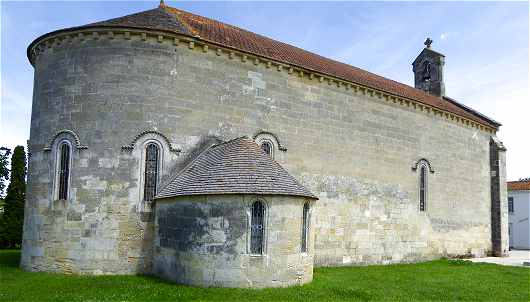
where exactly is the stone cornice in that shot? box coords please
[27,27,498,134]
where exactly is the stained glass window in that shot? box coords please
[261,141,273,157]
[58,143,70,200]
[301,202,310,252]
[419,165,427,211]
[143,143,159,202]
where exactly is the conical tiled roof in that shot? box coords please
[87,7,193,35]
[155,137,317,199]
[27,3,500,129]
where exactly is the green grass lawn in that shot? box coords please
[1,250,528,301]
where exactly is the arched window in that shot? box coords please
[57,142,71,200]
[260,141,273,158]
[250,200,265,254]
[301,202,310,253]
[419,164,427,211]
[143,143,160,202]
[254,132,284,159]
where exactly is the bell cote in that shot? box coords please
[412,38,445,97]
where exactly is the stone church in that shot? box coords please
[21,2,508,288]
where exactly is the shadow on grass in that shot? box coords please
[0,249,21,268]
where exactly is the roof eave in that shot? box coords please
[26,24,198,66]
[443,96,501,128]
[26,19,498,130]
[154,191,319,201]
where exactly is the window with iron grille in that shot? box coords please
[250,201,265,254]
[57,142,70,200]
[260,141,273,158]
[301,202,310,253]
[419,165,427,211]
[143,143,160,202]
[508,197,514,213]
[255,87,265,98]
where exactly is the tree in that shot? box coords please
[0,147,11,198]
[0,146,26,248]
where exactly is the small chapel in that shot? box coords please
[21,2,508,288]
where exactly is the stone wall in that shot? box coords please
[153,195,314,287]
[22,30,505,274]
[153,195,314,288]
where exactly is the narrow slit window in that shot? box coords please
[419,165,427,211]
[301,202,310,253]
[58,142,71,200]
[250,201,265,254]
[143,143,160,202]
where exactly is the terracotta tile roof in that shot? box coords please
[508,180,530,191]
[89,7,192,34]
[28,4,500,129]
[155,137,317,199]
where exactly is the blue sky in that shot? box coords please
[1,1,528,180]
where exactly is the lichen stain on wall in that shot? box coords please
[158,201,246,256]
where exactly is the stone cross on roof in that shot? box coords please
[424,37,433,49]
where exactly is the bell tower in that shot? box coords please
[412,38,445,97]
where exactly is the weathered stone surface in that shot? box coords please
[153,195,314,288]
[21,33,507,277]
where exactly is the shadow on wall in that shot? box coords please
[159,135,223,189]
[136,135,224,274]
